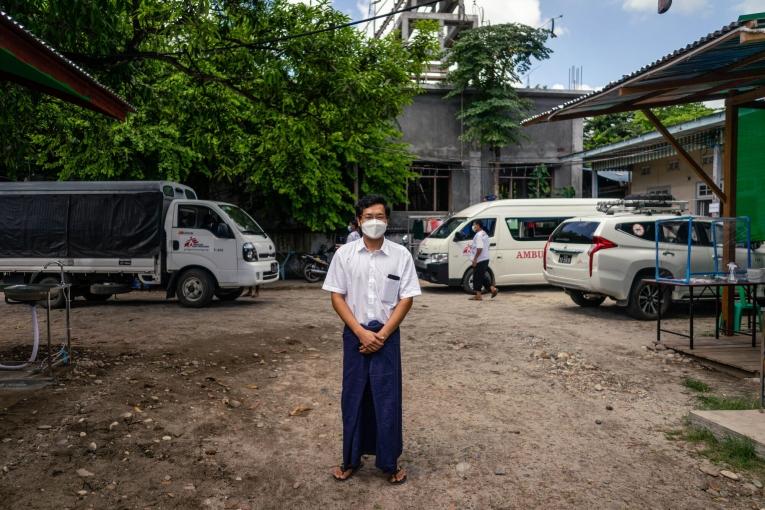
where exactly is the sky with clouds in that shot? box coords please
[327,0,765,90]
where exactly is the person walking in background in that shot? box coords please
[323,195,421,484]
[346,218,361,244]
[469,220,498,301]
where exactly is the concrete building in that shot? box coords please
[391,84,585,228]
[575,113,724,215]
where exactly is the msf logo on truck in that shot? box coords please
[182,235,210,251]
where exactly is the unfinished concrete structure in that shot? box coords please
[391,85,585,228]
[368,0,478,81]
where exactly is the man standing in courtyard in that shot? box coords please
[469,220,498,301]
[322,195,421,484]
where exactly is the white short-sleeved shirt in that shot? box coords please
[472,230,490,262]
[323,238,421,325]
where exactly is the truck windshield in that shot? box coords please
[219,205,266,236]
[429,217,466,239]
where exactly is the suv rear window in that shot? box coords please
[550,221,600,244]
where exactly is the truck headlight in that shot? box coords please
[242,242,257,261]
[431,253,448,263]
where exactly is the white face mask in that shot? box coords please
[361,219,387,239]
[472,225,479,233]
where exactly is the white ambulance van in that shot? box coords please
[414,199,606,292]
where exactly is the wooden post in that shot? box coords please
[722,99,739,336]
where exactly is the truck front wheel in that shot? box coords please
[177,269,215,308]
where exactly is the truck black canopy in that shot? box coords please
[0,189,163,258]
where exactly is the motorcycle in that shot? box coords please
[301,245,335,283]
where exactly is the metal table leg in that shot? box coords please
[656,283,662,344]
[753,284,758,349]
[760,314,764,409]
[715,285,720,340]
[46,291,53,376]
[689,286,695,350]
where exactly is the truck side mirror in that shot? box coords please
[454,231,466,242]
[215,223,234,239]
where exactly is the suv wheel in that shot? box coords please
[177,269,215,308]
[568,290,606,308]
[627,278,670,320]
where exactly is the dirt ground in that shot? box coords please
[0,282,763,509]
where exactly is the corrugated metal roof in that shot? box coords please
[523,16,765,125]
[1,10,135,118]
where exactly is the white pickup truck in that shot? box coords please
[0,181,279,307]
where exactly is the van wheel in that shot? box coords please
[177,269,215,308]
[35,275,67,309]
[215,287,243,301]
[568,290,606,308]
[461,267,494,294]
[627,278,670,320]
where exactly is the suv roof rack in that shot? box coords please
[597,194,688,215]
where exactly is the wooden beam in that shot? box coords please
[740,30,765,44]
[729,86,765,106]
[722,99,739,336]
[619,67,765,95]
[539,89,735,124]
[676,76,765,105]
[641,108,726,202]
[738,100,765,109]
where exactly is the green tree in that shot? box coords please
[444,23,552,194]
[583,103,718,151]
[529,163,551,198]
[0,1,439,231]
[583,112,639,151]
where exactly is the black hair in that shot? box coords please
[349,218,359,227]
[355,195,391,218]
[473,220,484,230]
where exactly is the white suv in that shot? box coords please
[543,212,761,320]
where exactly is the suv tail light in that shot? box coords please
[588,236,617,276]
[543,237,551,271]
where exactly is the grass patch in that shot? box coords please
[697,394,760,411]
[683,377,710,393]
[680,426,765,474]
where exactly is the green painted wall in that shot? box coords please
[737,107,765,242]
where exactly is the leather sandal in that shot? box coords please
[332,463,362,481]
[388,466,407,485]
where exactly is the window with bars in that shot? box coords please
[697,182,714,199]
[398,166,451,211]
[498,165,556,199]
[667,160,680,171]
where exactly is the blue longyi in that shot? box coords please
[341,320,402,473]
